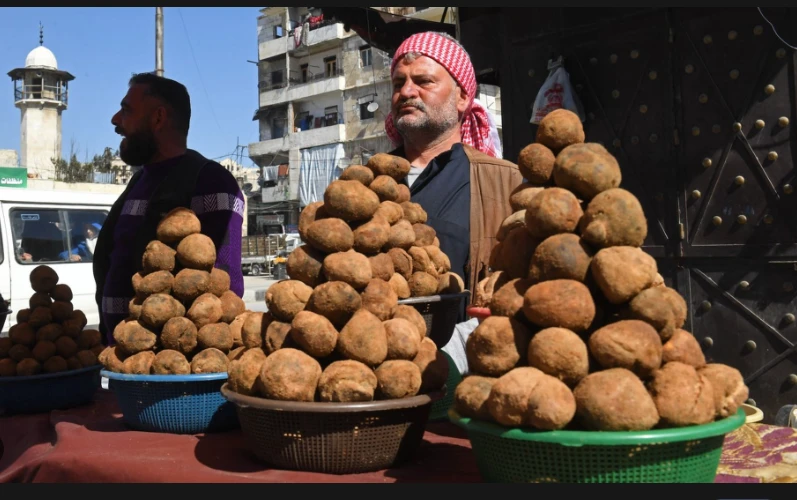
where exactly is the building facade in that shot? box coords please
[248,7,486,227]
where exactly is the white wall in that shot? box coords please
[0,150,19,167]
[19,103,62,179]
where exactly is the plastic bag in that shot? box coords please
[530,62,586,124]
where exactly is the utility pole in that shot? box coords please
[155,7,164,76]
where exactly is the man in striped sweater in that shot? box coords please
[93,73,244,345]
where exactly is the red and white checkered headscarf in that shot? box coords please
[385,32,498,158]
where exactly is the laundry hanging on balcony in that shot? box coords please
[298,143,346,207]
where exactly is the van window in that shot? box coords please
[11,208,108,264]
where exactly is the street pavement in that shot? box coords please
[242,275,278,312]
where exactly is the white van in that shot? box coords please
[0,189,119,336]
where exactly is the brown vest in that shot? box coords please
[462,145,524,303]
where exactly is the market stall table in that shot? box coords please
[1,389,796,483]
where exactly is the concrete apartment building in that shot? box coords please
[248,7,502,228]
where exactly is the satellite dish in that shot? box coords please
[367,101,379,112]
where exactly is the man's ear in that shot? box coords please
[151,105,168,133]
[456,86,469,116]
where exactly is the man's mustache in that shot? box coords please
[397,99,426,112]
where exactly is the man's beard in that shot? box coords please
[118,127,158,167]
[393,93,459,140]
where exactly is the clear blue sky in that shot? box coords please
[0,7,262,166]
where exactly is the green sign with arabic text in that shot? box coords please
[0,167,27,188]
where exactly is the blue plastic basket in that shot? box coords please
[0,365,102,415]
[101,370,239,434]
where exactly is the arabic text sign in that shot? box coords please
[0,167,27,189]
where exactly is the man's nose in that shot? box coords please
[398,80,419,99]
[111,111,120,127]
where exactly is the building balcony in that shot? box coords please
[259,36,291,61]
[259,21,346,61]
[261,182,292,204]
[249,134,291,157]
[258,68,345,108]
[288,21,347,54]
[13,85,68,106]
[249,124,346,158]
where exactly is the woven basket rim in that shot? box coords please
[221,382,444,413]
[449,408,746,447]
[101,369,228,383]
[397,291,470,306]
[1,364,101,384]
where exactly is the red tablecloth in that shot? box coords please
[2,389,796,483]
[0,389,480,483]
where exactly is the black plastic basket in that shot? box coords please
[398,291,470,348]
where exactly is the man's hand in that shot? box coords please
[68,254,82,262]
[20,253,32,262]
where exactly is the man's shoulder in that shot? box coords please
[194,159,243,197]
[461,144,519,172]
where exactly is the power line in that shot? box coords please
[176,8,223,132]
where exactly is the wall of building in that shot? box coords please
[343,135,395,166]
[342,37,391,89]
[343,79,392,142]
[19,103,62,178]
[257,10,285,45]
[0,150,19,167]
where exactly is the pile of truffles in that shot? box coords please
[99,208,249,376]
[225,154,453,403]
[1,265,103,377]
[456,109,749,431]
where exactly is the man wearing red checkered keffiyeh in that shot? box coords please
[386,31,499,159]
[384,32,522,378]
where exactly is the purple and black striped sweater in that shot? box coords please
[101,154,245,344]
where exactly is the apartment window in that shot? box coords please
[271,70,283,86]
[359,46,372,68]
[359,102,375,120]
[324,106,339,126]
[324,56,337,77]
[300,64,308,83]
[273,25,284,38]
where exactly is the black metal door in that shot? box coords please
[673,8,797,259]
[670,8,797,422]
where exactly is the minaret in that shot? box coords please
[7,24,75,179]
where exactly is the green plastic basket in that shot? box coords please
[449,408,745,483]
[429,351,463,421]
